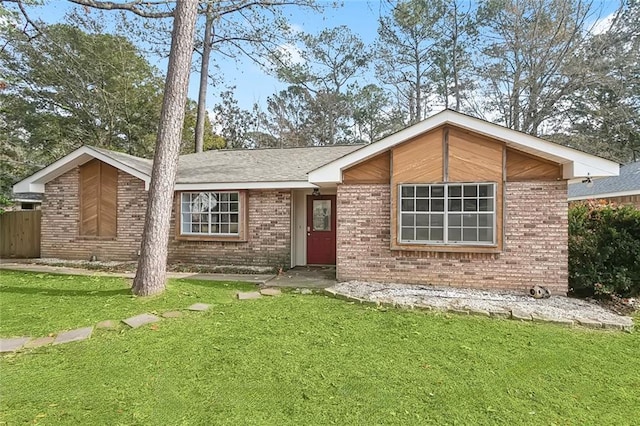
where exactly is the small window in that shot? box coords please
[180,191,241,236]
[399,183,496,245]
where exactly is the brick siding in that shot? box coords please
[42,166,291,268]
[168,190,291,268]
[336,182,569,294]
[42,167,147,261]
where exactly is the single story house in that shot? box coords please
[14,110,619,294]
[568,161,640,208]
[8,192,42,211]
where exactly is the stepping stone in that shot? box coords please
[96,320,118,330]
[53,327,93,345]
[511,309,532,321]
[0,337,30,353]
[23,336,55,349]
[236,291,261,300]
[162,311,183,318]
[187,303,211,311]
[575,318,602,329]
[122,313,161,329]
[299,289,313,295]
[260,288,282,296]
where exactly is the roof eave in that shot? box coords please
[12,146,151,193]
[308,110,620,184]
[174,181,319,191]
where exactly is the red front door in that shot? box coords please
[306,195,336,265]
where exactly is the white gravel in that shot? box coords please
[331,281,634,328]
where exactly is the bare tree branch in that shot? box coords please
[67,0,175,18]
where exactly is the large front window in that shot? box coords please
[399,183,496,245]
[181,191,240,235]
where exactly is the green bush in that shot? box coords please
[568,201,640,298]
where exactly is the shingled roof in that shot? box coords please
[568,161,640,200]
[176,145,362,185]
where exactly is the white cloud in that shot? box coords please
[591,12,615,35]
[277,43,305,65]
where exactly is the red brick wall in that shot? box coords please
[42,167,291,268]
[336,181,569,294]
[42,167,147,261]
[168,190,291,268]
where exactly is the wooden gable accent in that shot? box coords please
[79,159,117,237]
[506,148,562,181]
[392,127,443,183]
[448,127,502,182]
[343,151,390,184]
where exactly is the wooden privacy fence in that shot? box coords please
[0,210,41,258]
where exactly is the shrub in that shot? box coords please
[568,201,640,298]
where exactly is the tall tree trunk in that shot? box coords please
[132,0,199,296]
[195,4,214,153]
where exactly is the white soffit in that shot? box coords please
[308,110,619,183]
[13,146,151,193]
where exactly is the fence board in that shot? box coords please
[0,210,41,258]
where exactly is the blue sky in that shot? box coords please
[21,0,618,113]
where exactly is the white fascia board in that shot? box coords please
[174,181,318,191]
[568,189,640,201]
[13,146,151,193]
[308,109,620,183]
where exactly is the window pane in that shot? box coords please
[211,224,219,233]
[431,199,444,212]
[463,199,477,211]
[479,228,493,242]
[416,186,429,197]
[401,186,414,197]
[416,228,429,240]
[449,214,461,226]
[230,223,238,233]
[401,227,414,240]
[220,203,229,212]
[221,214,230,223]
[479,198,492,211]
[430,228,444,241]
[463,228,477,241]
[431,214,444,227]
[402,199,415,211]
[431,186,445,197]
[416,199,429,212]
[402,214,415,226]
[220,193,229,202]
[478,214,492,227]
[230,192,239,202]
[479,185,491,197]
[463,214,478,227]
[220,224,229,234]
[449,199,462,211]
[448,228,461,241]
[448,185,462,197]
[463,185,477,197]
[230,214,239,223]
[312,200,331,231]
[230,202,239,212]
[416,214,429,226]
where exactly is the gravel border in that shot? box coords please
[326,281,634,332]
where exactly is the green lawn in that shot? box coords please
[1,271,639,425]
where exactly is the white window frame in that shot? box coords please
[398,182,497,246]
[180,191,241,236]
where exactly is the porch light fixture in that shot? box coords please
[582,174,594,188]
[312,188,321,196]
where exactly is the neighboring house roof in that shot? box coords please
[309,109,619,184]
[175,145,361,190]
[568,161,640,200]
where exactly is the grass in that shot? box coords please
[1,271,639,425]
